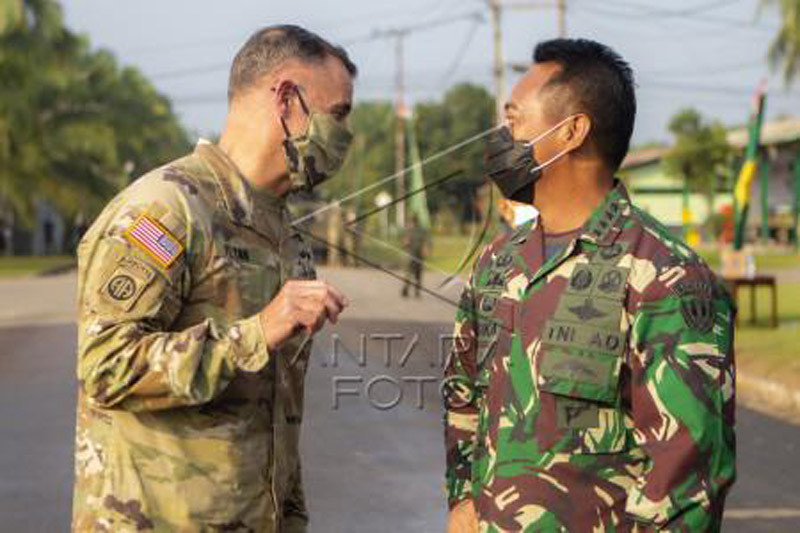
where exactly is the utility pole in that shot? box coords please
[487,0,567,122]
[372,12,482,229]
[557,0,566,37]
[489,0,505,125]
[394,31,408,229]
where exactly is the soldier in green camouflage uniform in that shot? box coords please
[444,39,735,532]
[72,26,356,532]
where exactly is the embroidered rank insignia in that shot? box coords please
[124,214,184,268]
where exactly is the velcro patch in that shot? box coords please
[556,397,600,429]
[124,214,184,269]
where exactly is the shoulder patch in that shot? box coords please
[672,273,715,334]
[124,214,184,269]
[99,257,156,312]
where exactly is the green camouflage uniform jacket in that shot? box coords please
[73,141,315,532]
[444,181,736,532]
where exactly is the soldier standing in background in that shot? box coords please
[444,39,736,532]
[72,26,356,532]
[401,214,430,298]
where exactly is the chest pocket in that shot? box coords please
[225,241,281,317]
[537,262,630,454]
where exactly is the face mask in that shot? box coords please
[485,115,576,203]
[281,87,353,192]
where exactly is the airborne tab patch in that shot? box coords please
[99,257,156,312]
[124,214,184,269]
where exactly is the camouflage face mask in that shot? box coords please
[281,88,353,192]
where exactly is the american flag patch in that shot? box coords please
[124,215,184,268]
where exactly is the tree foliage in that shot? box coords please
[663,108,734,224]
[319,83,494,224]
[761,0,800,85]
[0,0,189,223]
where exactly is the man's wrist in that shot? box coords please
[227,314,270,372]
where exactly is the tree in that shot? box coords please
[0,0,189,227]
[761,0,800,84]
[414,83,494,221]
[319,84,494,227]
[320,101,396,214]
[663,108,734,234]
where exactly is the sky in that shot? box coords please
[60,0,799,146]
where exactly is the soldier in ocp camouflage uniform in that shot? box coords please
[72,26,357,532]
[444,39,735,532]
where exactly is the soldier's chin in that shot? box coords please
[271,174,295,197]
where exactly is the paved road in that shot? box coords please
[2,319,800,532]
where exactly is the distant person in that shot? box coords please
[0,219,6,255]
[43,218,54,255]
[1,222,10,256]
[401,214,430,298]
[71,212,88,254]
[444,38,736,532]
[72,26,355,532]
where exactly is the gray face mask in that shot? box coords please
[484,116,576,203]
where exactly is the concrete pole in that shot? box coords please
[489,0,505,125]
[557,0,566,37]
[394,32,407,229]
[794,151,800,250]
[760,154,770,245]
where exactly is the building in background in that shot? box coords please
[621,116,800,246]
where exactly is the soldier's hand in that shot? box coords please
[447,500,478,533]
[259,280,347,350]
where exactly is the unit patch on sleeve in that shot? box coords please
[98,256,156,312]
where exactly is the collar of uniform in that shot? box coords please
[577,179,630,247]
[508,215,540,246]
[194,140,285,227]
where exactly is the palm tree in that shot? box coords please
[761,0,800,84]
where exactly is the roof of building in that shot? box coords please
[621,115,800,170]
[727,115,800,148]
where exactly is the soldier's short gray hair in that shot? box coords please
[228,25,358,102]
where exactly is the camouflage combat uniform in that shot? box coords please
[72,141,316,532]
[444,181,736,532]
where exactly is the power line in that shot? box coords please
[125,3,458,55]
[575,0,776,31]
[640,58,767,78]
[146,29,401,82]
[640,80,777,96]
[150,62,230,81]
[438,17,483,85]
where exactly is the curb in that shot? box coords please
[38,262,77,277]
[737,371,800,425]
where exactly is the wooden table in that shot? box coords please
[723,276,778,328]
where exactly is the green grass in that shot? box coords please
[350,229,494,274]
[698,249,800,271]
[733,282,800,385]
[0,256,75,278]
[429,233,492,273]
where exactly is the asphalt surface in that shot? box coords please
[2,319,800,532]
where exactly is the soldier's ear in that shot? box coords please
[564,113,592,151]
[273,80,296,119]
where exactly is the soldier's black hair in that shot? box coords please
[228,25,357,102]
[533,38,636,171]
